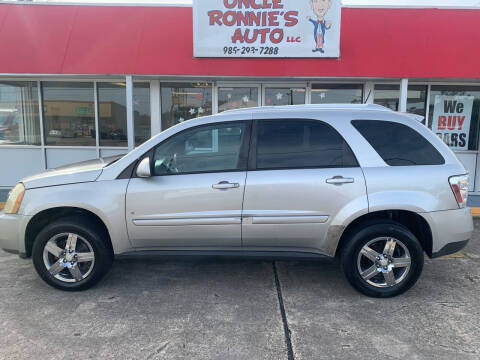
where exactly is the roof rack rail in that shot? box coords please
[221,103,392,114]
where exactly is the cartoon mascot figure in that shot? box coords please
[307,0,332,53]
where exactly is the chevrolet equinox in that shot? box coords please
[0,104,473,297]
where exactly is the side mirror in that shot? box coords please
[136,157,151,178]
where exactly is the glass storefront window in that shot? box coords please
[264,87,305,106]
[133,82,151,146]
[374,84,400,111]
[42,82,96,146]
[428,85,480,151]
[218,87,258,112]
[98,82,127,147]
[161,83,212,130]
[311,84,363,104]
[0,81,40,145]
[407,85,428,117]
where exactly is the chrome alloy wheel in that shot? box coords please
[42,233,95,283]
[357,237,411,288]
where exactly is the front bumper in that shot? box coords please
[431,239,469,258]
[0,211,29,255]
[423,207,473,258]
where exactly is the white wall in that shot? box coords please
[0,148,44,187]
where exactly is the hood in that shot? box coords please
[21,156,122,189]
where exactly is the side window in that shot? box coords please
[351,120,445,166]
[256,119,358,170]
[153,122,247,175]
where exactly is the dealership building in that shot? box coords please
[0,1,480,205]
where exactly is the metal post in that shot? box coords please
[399,78,408,112]
[93,81,100,158]
[150,80,161,136]
[126,75,135,151]
[425,84,432,127]
[306,82,312,104]
[364,82,374,104]
[37,80,47,170]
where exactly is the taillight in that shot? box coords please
[449,174,469,208]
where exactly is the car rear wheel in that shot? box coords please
[341,221,424,297]
[32,216,113,291]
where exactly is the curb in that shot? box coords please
[471,207,480,217]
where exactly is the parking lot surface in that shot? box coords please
[1,220,479,360]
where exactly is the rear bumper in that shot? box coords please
[423,207,473,257]
[0,211,29,255]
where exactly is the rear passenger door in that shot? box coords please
[242,119,367,253]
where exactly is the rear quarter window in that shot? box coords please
[351,120,445,166]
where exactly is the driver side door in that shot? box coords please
[125,120,250,249]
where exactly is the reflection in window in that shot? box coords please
[218,87,258,112]
[407,85,428,117]
[0,81,40,145]
[42,82,96,146]
[311,84,363,104]
[161,83,212,130]
[153,122,246,175]
[134,83,151,146]
[98,83,127,147]
[257,120,358,169]
[374,84,400,111]
[264,88,305,106]
[428,85,480,151]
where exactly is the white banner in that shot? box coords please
[193,0,341,58]
[431,95,474,150]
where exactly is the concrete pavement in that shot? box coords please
[0,220,479,360]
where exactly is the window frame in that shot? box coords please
[132,120,252,178]
[248,118,359,171]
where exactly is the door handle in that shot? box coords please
[212,181,240,190]
[326,176,355,185]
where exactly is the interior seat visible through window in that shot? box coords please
[152,122,248,176]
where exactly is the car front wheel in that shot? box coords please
[32,216,113,291]
[341,221,424,298]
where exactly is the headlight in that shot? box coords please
[3,183,25,214]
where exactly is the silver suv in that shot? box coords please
[0,104,473,297]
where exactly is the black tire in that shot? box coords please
[32,216,113,291]
[340,220,424,298]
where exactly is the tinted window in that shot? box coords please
[0,81,40,145]
[42,82,96,146]
[98,82,127,147]
[352,120,445,166]
[161,83,212,130]
[311,84,363,105]
[133,82,151,146]
[256,120,358,170]
[374,84,400,111]
[153,122,247,175]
